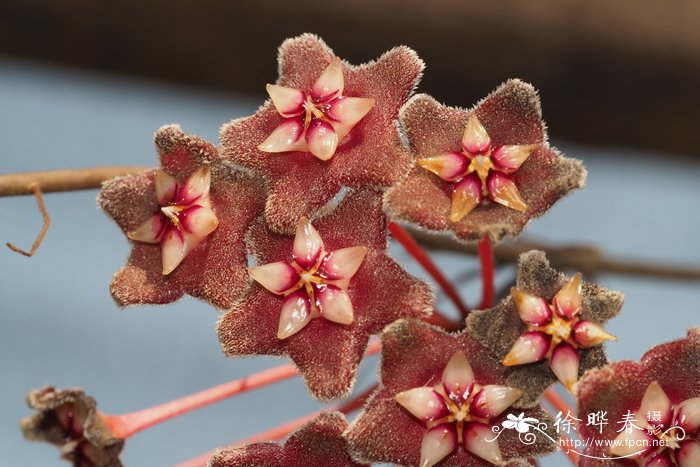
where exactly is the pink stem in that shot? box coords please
[478,236,495,309]
[106,341,381,439]
[388,222,470,317]
[175,385,376,467]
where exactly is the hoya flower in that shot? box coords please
[577,328,700,466]
[467,251,623,404]
[384,80,586,243]
[209,412,366,467]
[220,33,424,233]
[99,124,265,309]
[21,387,123,467]
[345,319,556,466]
[217,190,433,401]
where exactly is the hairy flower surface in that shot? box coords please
[220,33,424,233]
[99,125,265,309]
[345,320,556,466]
[249,216,367,339]
[21,387,123,467]
[577,328,700,466]
[209,412,366,467]
[384,80,586,243]
[467,251,623,404]
[501,272,616,391]
[217,190,433,401]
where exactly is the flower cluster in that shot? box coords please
[20,32,694,467]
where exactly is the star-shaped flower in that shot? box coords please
[249,216,367,339]
[21,387,124,467]
[384,80,587,243]
[220,33,424,233]
[99,124,265,309]
[217,189,433,401]
[501,271,617,391]
[209,412,366,467]
[467,251,623,404]
[577,328,700,466]
[345,319,557,466]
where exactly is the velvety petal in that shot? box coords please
[487,172,527,212]
[468,250,623,407]
[549,343,580,391]
[573,320,616,348]
[450,174,482,222]
[154,169,177,206]
[553,272,583,319]
[511,287,552,326]
[636,381,673,427]
[316,285,354,325]
[249,261,300,295]
[219,190,432,401]
[278,291,313,339]
[345,320,558,466]
[127,214,164,244]
[678,440,700,467]
[210,412,363,467]
[318,246,367,281]
[220,35,423,234]
[675,397,700,434]
[258,116,307,153]
[577,328,700,465]
[470,385,523,419]
[463,422,503,465]
[293,217,325,269]
[266,84,305,117]
[311,56,344,103]
[491,144,538,173]
[502,331,551,366]
[306,118,339,161]
[327,96,376,140]
[385,81,586,242]
[441,350,475,402]
[417,151,468,182]
[154,124,218,180]
[461,115,491,154]
[421,424,458,467]
[395,387,450,422]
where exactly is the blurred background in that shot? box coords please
[1,1,699,466]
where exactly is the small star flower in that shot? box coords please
[345,319,557,467]
[21,387,124,467]
[394,350,524,466]
[260,57,375,161]
[209,412,366,467]
[467,251,623,404]
[220,33,424,233]
[577,328,700,466]
[249,216,367,339]
[384,80,586,243]
[501,271,617,391]
[99,124,265,309]
[217,190,433,401]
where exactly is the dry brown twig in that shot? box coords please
[6,183,50,257]
[1,166,699,282]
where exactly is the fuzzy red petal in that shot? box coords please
[467,251,623,405]
[210,412,365,467]
[577,328,700,466]
[99,125,266,309]
[385,81,586,243]
[217,190,433,401]
[220,34,424,234]
[345,320,557,466]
